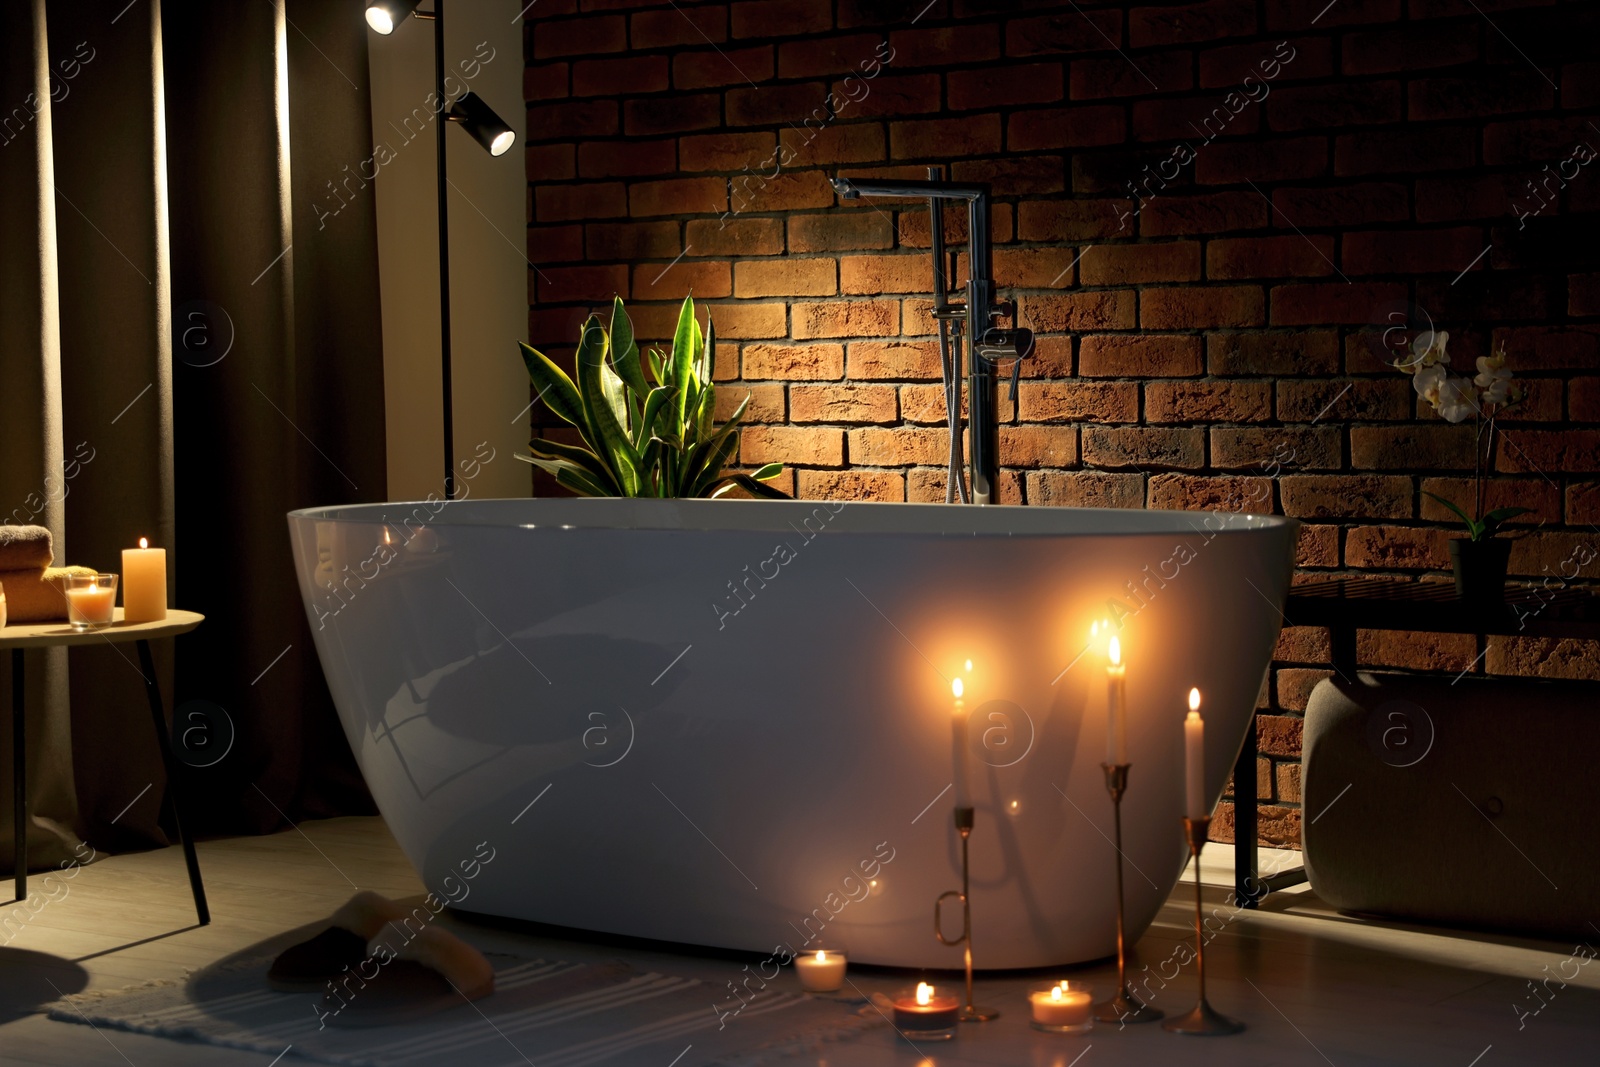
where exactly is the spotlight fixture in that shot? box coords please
[364,0,424,35]
[366,1,518,499]
[448,92,515,157]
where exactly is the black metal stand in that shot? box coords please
[934,806,998,1022]
[136,639,210,926]
[431,1,455,501]
[8,642,209,924]
[12,649,24,902]
[1094,763,1162,1024]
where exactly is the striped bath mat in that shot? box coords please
[48,956,885,1066]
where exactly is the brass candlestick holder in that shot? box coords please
[934,806,999,1022]
[1161,816,1245,1036]
[1093,763,1163,1025]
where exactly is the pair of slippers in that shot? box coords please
[267,891,494,1028]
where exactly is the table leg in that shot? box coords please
[135,639,210,926]
[12,648,24,903]
[1331,624,1358,680]
[1234,714,1259,909]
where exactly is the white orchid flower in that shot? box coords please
[1413,363,1445,403]
[1475,350,1512,406]
[1404,329,1448,371]
[1435,376,1477,423]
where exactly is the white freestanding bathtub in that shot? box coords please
[288,498,1296,969]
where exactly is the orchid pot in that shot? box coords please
[1447,537,1512,604]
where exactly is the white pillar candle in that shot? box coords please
[1106,635,1127,764]
[794,949,847,992]
[121,537,168,623]
[951,676,970,808]
[1184,688,1207,820]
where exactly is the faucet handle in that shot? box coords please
[976,326,1034,361]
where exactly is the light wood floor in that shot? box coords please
[0,817,1594,1065]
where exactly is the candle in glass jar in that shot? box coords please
[1106,635,1127,764]
[951,676,970,808]
[1184,688,1207,820]
[121,537,167,623]
[892,982,959,1033]
[793,949,847,992]
[1030,981,1092,1028]
[66,577,117,627]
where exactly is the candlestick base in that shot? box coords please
[1096,762,1164,1025]
[934,806,999,1024]
[1161,998,1246,1036]
[1160,815,1245,1037]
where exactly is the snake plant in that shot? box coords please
[516,296,787,499]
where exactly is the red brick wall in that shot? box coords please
[522,0,1600,846]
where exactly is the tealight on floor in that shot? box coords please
[0,817,1592,1066]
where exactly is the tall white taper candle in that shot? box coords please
[1184,688,1206,820]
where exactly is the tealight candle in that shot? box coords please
[1184,688,1207,820]
[793,949,847,992]
[66,574,118,630]
[121,537,167,623]
[891,982,959,1039]
[1106,634,1127,764]
[1030,981,1093,1032]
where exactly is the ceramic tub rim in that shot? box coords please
[288,497,1299,540]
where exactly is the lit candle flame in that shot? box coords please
[1052,984,1064,1001]
[1108,635,1121,666]
[963,658,972,672]
[1189,687,1201,712]
[951,677,963,700]
[916,982,933,1006]
[815,950,827,962]
[138,536,149,549]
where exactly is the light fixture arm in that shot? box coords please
[432,0,455,499]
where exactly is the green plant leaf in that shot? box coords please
[575,315,641,495]
[749,462,783,481]
[1422,491,1480,534]
[609,296,648,399]
[699,315,715,388]
[646,348,665,386]
[553,464,612,498]
[670,297,697,428]
[637,386,676,449]
[527,437,621,494]
[1480,505,1534,536]
[697,379,718,438]
[517,454,612,498]
[518,343,585,428]
[688,431,742,497]
[706,473,791,499]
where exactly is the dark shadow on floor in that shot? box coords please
[0,948,88,1020]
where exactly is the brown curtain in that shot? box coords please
[0,0,386,869]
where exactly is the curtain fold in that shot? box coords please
[0,0,386,865]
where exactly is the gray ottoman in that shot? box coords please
[1303,672,1600,939]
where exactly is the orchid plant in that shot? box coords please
[1394,330,1529,541]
